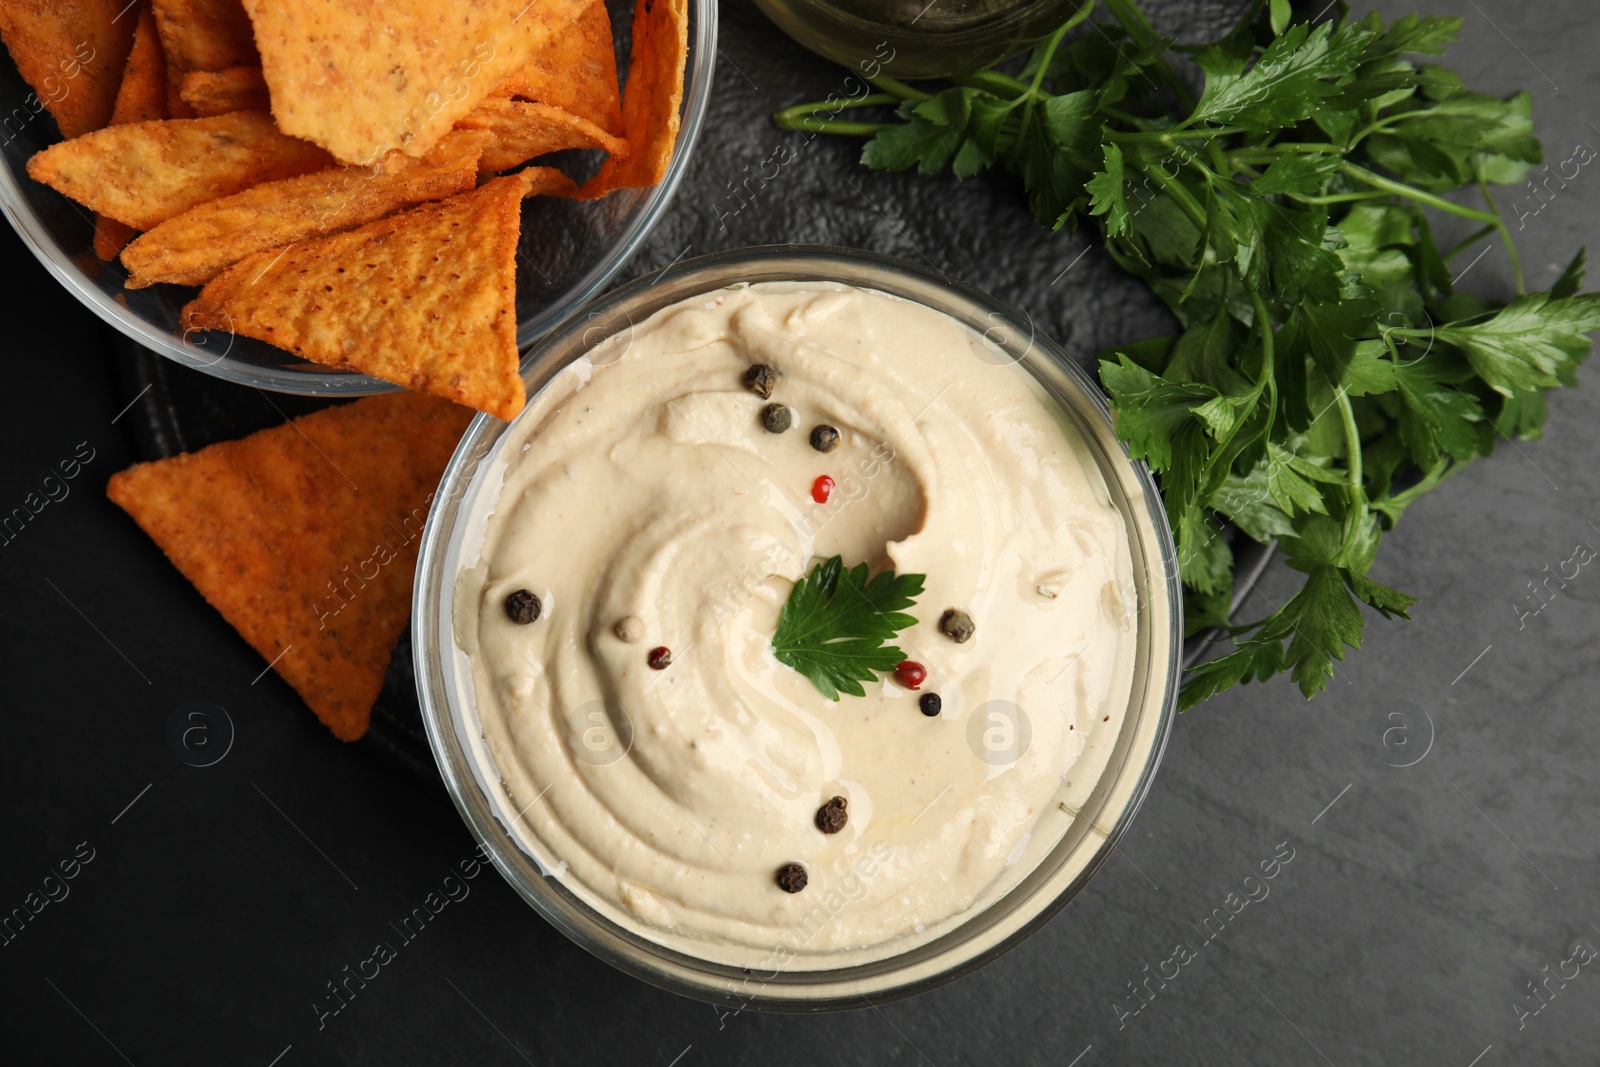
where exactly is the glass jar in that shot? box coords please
[751,0,1085,80]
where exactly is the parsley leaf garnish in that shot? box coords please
[776,0,1600,710]
[771,556,924,701]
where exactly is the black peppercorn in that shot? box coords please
[919,692,942,717]
[809,424,840,452]
[938,608,975,644]
[814,796,848,834]
[775,862,808,893]
[504,589,542,624]
[744,363,778,399]
[761,403,792,434]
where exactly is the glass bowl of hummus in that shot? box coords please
[414,245,1181,1009]
[0,0,715,396]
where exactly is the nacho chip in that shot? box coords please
[512,0,621,136]
[121,129,488,287]
[150,0,257,115]
[242,0,589,166]
[457,97,627,173]
[579,0,686,198]
[182,172,536,420]
[27,111,332,230]
[92,215,138,264]
[93,3,169,260]
[91,221,137,265]
[179,64,268,116]
[520,166,578,199]
[106,392,473,741]
[0,0,138,138]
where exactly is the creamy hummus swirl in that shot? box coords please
[456,282,1138,967]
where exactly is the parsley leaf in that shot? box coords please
[1364,12,1461,57]
[1188,21,1371,132]
[1098,354,1219,471]
[1435,292,1600,396]
[1086,142,1132,236]
[1250,153,1343,197]
[771,556,924,701]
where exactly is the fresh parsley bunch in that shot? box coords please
[775,0,1600,710]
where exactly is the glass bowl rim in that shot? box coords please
[0,0,717,397]
[412,243,1183,1011]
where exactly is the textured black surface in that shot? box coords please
[3,2,1600,1065]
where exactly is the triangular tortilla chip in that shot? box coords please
[579,0,686,198]
[107,393,473,741]
[150,0,258,115]
[121,129,488,287]
[182,172,536,420]
[27,111,332,230]
[91,216,136,264]
[457,97,627,173]
[93,3,169,260]
[517,165,578,199]
[180,64,268,116]
[512,0,621,136]
[106,4,169,126]
[0,0,138,138]
[242,0,589,166]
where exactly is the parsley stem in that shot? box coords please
[1380,331,1402,366]
[1288,190,1393,205]
[1348,115,1402,149]
[773,119,890,136]
[1249,289,1277,434]
[1334,385,1366,515]
[1473,170,1525,295]
[1228,144,1345,162]
[1353,109,1483,151]
[1206,138,1230,175]
[773,93,901,120]
[1105,130,1176,145]
[772,94,901,136]
[1339,162,1500,224]
[951,69,1029,98]
[1029,0,1094,93]
[1140,162,1208,230]
[1442,223,1498,261]
[1017,5,1086,150]
[1102,0,1196,112]
[1102,106,1147,125]
[1198,291,1278,495]
[1374,458,1459,521]
[867,75,931,102]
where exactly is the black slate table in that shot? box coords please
[4,2,1598,1064]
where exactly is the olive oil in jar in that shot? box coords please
[752,0,1085,79]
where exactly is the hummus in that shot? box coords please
[455,282,1139,968]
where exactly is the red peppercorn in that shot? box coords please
[895,660,927,689]
[811,475,835,503]
[647,646,672,670]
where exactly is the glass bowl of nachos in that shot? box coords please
[0,0,714,400]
